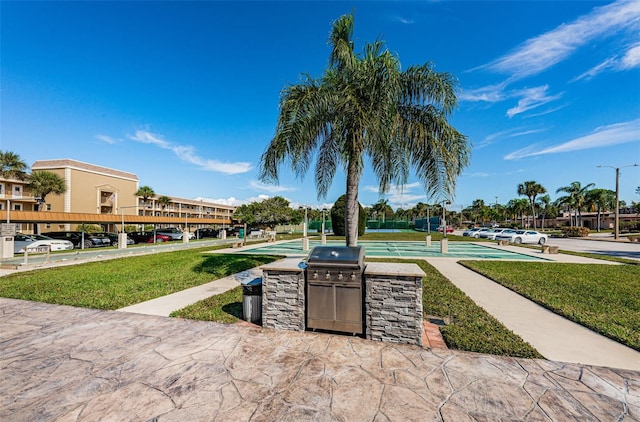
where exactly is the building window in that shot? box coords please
[0,203,3,210]
[45,223,51,229]
[47,204,52,211]
[13,185,23,198]
[13,203,22,211]
[0,183,4,196]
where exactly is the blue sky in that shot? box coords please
[2,0,639,212]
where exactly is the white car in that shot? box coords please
[462,227,480,237]
[14,234,75,254]
[470,228,491,238]
[479,228,511,240]
[498,230,548,245]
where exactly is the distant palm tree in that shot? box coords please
[371,199,393,223]
[259,13,470,247]
[0,151,28,180]
[536,194,552,230]
[27,170,66,234]
[556,181,595,227]
[586,188,616,232]
[135,186,155,216]
[157,195,172,216]
[517,180,546,229]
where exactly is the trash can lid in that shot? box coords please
[241,277,262,286]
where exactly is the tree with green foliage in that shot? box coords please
[157,195,172,215]
[259,13,470,247]
[517,181,546,229]
[331,194,365,237]
[233,196,295,228]
[27,170,67,234]
[555,181,595,227]
[27,171,66,209]
[135,186,155,216]
[586,188,616,232]
[0,151,28,180]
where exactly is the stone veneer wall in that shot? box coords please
[364,262,425,346]
[260,259,425,347]
[261,258,305,331]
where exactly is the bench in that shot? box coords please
[248,230,264,239]
[496,240,509,246]
[541,245,559,254]
[231,241,244,248]
[23,245,51,265]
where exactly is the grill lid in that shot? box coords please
[307,246,365,266]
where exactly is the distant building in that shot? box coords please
[23,158,235,232]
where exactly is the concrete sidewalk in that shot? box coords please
[117,267,262,316]
[428,258,640,371]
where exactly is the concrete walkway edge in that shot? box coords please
[428,258,640,371]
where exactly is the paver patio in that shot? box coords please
[1,298,638,421]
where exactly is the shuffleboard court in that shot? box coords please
[236,240,544,260]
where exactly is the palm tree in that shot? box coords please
[135,186,155,216]
[27,170,66,234]
[536,194,552,230]
[517,181,546,230]
[259,13,470,246]
[555,181,595,227]
[371,199,393,224]
[0,151,28,180]
[586,188,615,232]
[157,195,172,216]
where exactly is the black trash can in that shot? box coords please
[241,278,262,324]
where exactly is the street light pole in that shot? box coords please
[441,200,451,238]
[597,164,639,240]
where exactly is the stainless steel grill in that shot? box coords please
[305,245,365,334]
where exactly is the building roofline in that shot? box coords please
[31,159,139,182]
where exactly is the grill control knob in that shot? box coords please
[350,272,356,280]
[325,272,331,279]
[337,272,344,280]
[313,271,318,279]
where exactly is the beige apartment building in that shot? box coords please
[17,159,236,232]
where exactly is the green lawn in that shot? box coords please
[460,261,640,351]
[0,247,280,310]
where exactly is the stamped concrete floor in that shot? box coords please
[2,298,638,421]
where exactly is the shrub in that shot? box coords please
[561,226,590,237]
[330,194,366,236]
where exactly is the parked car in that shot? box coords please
[45,231,111,248]
[437,226,455,233]
[155,228,185,240]
[462,227,481,237]
[13,234,75,254]
[194,228,219,239]
[479,228,511,240]
[96,232,134,246]
[129,232,171,244]
[470,228,491,238]
[497,230,548,245]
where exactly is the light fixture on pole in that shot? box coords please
[597,163,639,240]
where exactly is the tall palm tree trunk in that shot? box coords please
[345,160,360,247]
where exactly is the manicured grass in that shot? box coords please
[0,247,281,310]
[171,286,244,323]
[460,261,640,351]
[370,258,542,358]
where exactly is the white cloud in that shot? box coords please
[506,86,563,118]
[504,118,640,160]
[249,180,297,193]
[573,43,640,81]
[462,172,489,177]
[128,130,252,175]
[95,134,118,144]
[480,0,640,80]
[458,83,507,103]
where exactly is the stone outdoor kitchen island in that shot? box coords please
[260,253,426,346]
